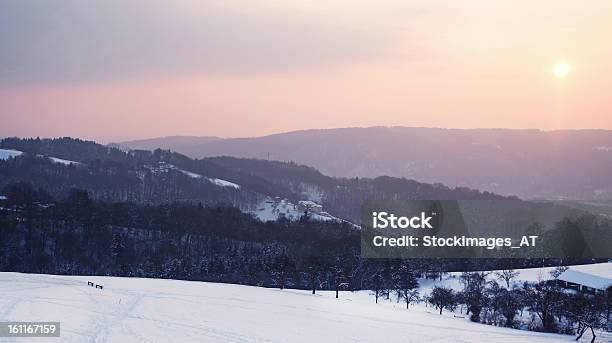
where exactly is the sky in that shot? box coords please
[1,0,611,142]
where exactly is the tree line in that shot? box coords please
[1,182,609,340]
[409,269,610,342]
[1,182,566,287]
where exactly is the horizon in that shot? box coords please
[3,125,612,145]
[1,1,612,142]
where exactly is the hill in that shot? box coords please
[0,137,506,223]
[119,127,612,200]
[0,272,579,343]
[110,136,220,151]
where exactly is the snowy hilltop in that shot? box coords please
[0,271,593,343]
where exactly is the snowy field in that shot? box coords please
[0,271,594,343]
[0,149,23,160]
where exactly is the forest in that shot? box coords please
[1,137,610,338]
[0,182,602,289]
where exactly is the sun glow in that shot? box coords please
[553,61,570,78]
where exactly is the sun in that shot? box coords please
[553,61,570,78]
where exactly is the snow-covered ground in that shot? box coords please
[0,272,588,343]
[0,149,23,160]
[251,198,305,221]
[0,148,80,165]
[144,162,240,189]
[47,156,81,165]
[250,197,346,223]
[206,177,240,189]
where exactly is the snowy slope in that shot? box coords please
[251,198,304,221]
[144,162,240,189]
[206,177,240,189]
[0,149,23,160]
[250,197,346,223]
[0,149,80,165]
[0,272,580,343]
[47,156,81,165]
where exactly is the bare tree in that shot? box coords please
[372,273,385,304]
[461,272,489,322]
[394,265,419,309]
[550,265,568,279]
[429,286,457,315]
[402,289,421,309]
[565,293,606,343]
[495,269,520,288]
[524,281,564,332]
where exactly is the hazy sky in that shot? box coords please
[1,0,611,142]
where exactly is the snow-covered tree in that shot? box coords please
[429,286,457,315]
[394,265,419,309]
[495,269,520,288]
[461,272,489,322]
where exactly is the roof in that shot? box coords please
[298,200,321,207]
[558,263,612,290]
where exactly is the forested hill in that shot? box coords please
[0,183,602,287]
[0,137,507,222]
[0,138,607,287]
[0,184,609,289]
[0,184,361,283]
[120,127,612,200]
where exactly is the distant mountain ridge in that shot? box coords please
[111,135,220,151]
[118,127,612,200]
[0,137,506,223]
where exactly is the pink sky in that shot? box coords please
[1,0,611,142]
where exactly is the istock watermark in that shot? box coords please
[371,211,434,229]
[360,200,612,259]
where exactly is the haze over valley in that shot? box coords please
[117,127,612,200]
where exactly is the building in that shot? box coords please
[557,263,612,294]
[297,200,323,214]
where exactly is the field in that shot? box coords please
[0,271,593,343]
